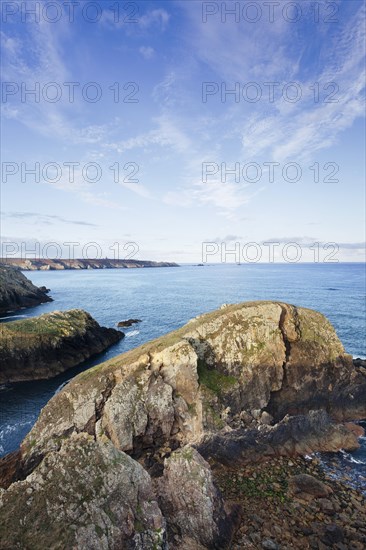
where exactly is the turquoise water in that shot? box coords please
[0,263,365,482]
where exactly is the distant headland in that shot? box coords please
[0,258,179,271]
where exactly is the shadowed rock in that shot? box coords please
[0,265,52,315]
[156,446,235,549]
[0,309,123,383]
[196,410,361,466]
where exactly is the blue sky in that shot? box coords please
[1,0,365,262]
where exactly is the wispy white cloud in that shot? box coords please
[105,113,192,155]
[100,7,170,31]
[164,177,261,220]
[1,211,99,227]
[138,9,170,30]
[139,46,155,60]
[180,0,366,164]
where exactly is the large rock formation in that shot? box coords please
[0,301,364,549]
[0,265,52,314]
[0,309,123,383]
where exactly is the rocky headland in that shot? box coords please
[0,265,52,315]
[0,258,179,271]
[0,301,365,549]
[0,309,123,384]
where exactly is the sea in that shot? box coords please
[0,263,365,491]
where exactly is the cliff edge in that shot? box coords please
[0,265,52,315]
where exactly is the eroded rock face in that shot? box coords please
[0,301,364,549]
[0,433,167,550]
[0,309,123,383]
[157,446,233,549]
[0,265,52,315]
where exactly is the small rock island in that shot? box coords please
[0,310,123,383]
[0,301,365,549]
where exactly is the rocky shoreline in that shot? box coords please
[0,309,123,383]
[222,455,365,550]
[0,258,179,271]
[0,301,364,549]
[0,265,52,315]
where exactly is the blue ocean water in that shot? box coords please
[0,263,365,485]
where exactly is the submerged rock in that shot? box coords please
[0,309,123,383]
[117,318,142,327]
[0,265,53,315]
[0,301,365,549]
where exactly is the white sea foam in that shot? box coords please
[54,380,70,394]
[340,449,365,465]
[0,315,28,321]
[125,330,140,338]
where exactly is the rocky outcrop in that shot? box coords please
[118,319,142,327]
[0,433,167,550]
[197,410,362,466]
[0,258,179,270]
[0,309,123,383]
[0,301,365,549]
[0,265,52,315]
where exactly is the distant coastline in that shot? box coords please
[0,258,179,271]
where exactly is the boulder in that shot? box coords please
[288,474,333,500]
[157,446,234,549]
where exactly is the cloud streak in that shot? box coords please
[1,212,99,227]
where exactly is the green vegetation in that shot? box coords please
[203,402,225,429]
[95,525,104,538]
[0,310,88,339]
[219,470,289,502]
[197,359,237,396]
